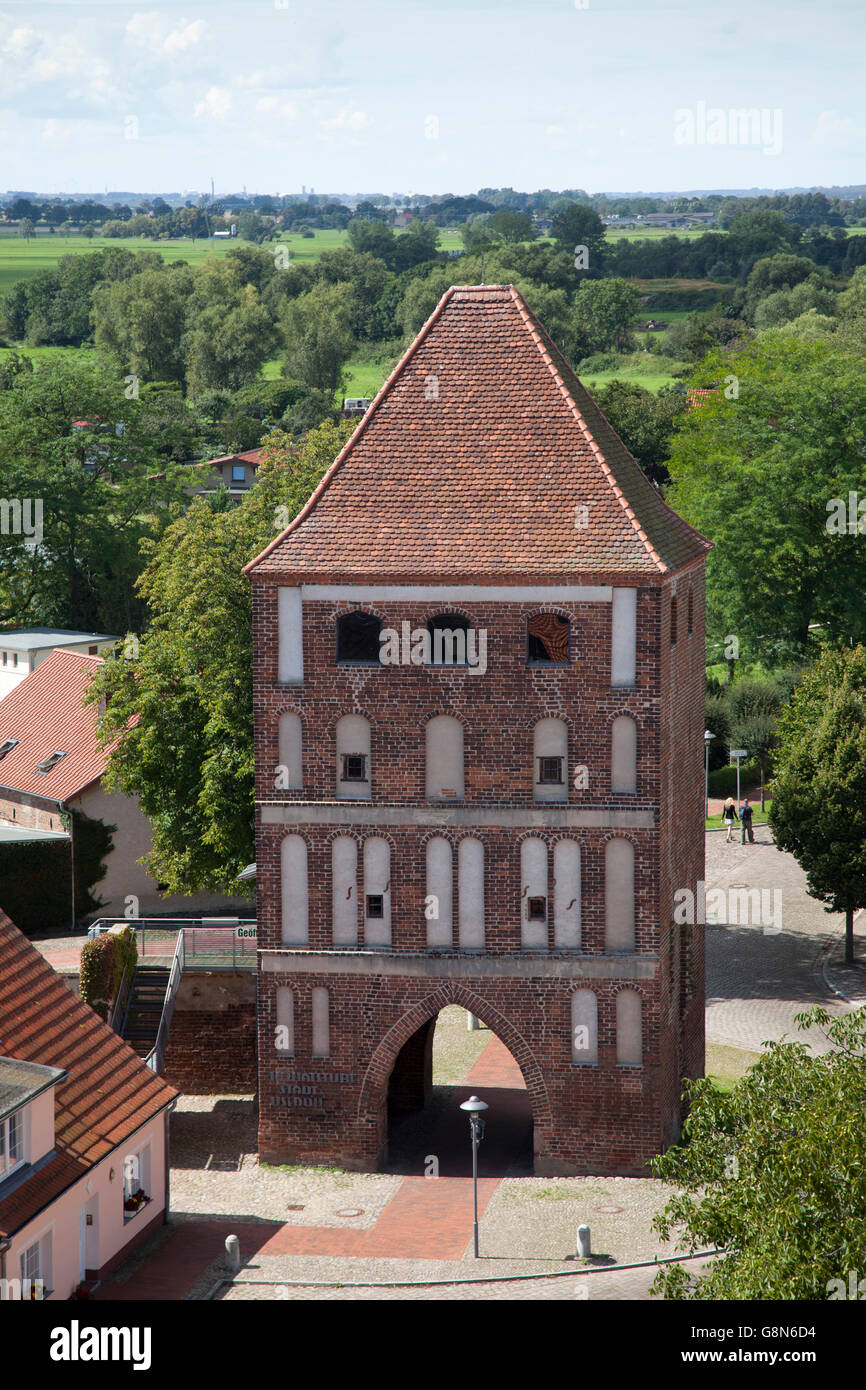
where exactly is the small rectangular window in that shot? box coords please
[537,756,563,785]
[366,894,384,919]
[88,646,97,655]
[527,896,547,922]
[342,753,367,782]
[670,596,678,646]
[232,465,246,482]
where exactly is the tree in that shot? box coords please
[487,209,535,244]
[183,262,279,396]
[573,277,639,353]
[651,1007,866,1299]
[550,203,605,271]
[86,420,355,894]
[666,335,866,661]
[280,281,354,396]
[770,646,866,963]
[0,357,189,631]
[17,217,35,242]
[92,264,194,384]
[592,381,686,484]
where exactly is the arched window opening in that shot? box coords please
[337,611,382,663]
[527,613,569,665]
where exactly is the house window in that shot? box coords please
[527,613,569,664]
[0,1109,25,1177]
[336,611,381,663]
[0,738,20,760]
[527,896,547,922]
[342,753,367,782]
[123,1143,151,1221]
[20,1232,51,1294]
[427,613,470,665]
[687,588,694,635]
[670,596,678,646]
[88,646,97,656]
[537,756,563,785]
[366,893,384,919]
[232,465,246,483]
[2,652,7,665]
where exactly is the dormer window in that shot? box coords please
[0,738,19,760]
[35,750,67,776]
[527,614,569,664]
[336,611,382,664]
[0,1109,24,1178]
[232,465,246,483]
[527,896,547,922]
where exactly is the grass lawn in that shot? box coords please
[706,801,772,831]
[0,232,243,294]
[706,1042,763,1093]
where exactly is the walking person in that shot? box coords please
[740,797,754,844]
[723,795,739,843]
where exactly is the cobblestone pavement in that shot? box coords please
[704,826,856,1054]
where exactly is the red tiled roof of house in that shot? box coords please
[0,649,111,801]
[687,387,718,409]
[244,284,711,583]
[0,913,176,1238]
[195,448,265,471]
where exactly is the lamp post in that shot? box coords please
[459,1095,488,1257]
[729,748,747,809]
[704,730,715,822]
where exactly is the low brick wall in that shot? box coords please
[163,972,257,1094]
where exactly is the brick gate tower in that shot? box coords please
[244,285,711,1176]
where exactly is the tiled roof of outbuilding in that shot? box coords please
[245,284,710,583]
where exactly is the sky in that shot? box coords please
[1,0,864,197]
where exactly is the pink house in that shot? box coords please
[0,912,175,1299]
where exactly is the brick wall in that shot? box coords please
[163,972,257,1094]
[252,568,706,1174]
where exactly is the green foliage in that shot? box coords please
[707,759,759,798]
[651,1008,866,1299]
[592,379,686,483]
[86,419,355,894]
[666,334,866,661]
[80,935,118,1021]
[280,281,355,395]
[0,810,113,935]
[770,646,866,927]
[0,356,190,630]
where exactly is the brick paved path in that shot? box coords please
[705,827,852,1054]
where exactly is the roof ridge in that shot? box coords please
[507,286,666,574]
[243,285,463,576]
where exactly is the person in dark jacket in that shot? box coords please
[740,798,754,844]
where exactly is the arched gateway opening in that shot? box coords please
[357,992,550,1177]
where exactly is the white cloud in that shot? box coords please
[41,118,75,145]
[808,109,865,150]
[320,105,372,133]
[194,86,233,121]
[126,13,208,56]
[255,95,300,121]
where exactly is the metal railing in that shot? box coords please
[87,917,257,970]
[144,930,184,1075]
[109,968,133,1034]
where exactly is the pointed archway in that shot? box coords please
[356,983,552,1173]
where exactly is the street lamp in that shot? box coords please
[459,1095,488,1257]
[704,730,715,822]
[729,748,747,808]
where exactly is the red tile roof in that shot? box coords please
[0,913,176,1238]
[0,649,110,802]
[195,448,265,472]
[245,284,711,583]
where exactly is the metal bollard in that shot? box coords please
[225,1234,240,1271]
[577,1224,591,1258]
